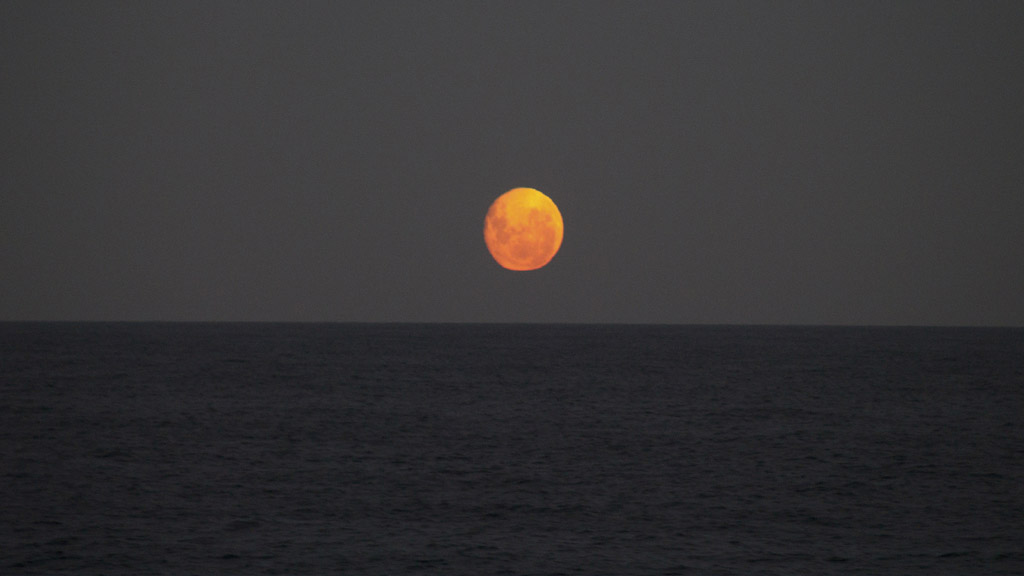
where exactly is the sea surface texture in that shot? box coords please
[1,323,1022,575]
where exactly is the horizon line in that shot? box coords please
[1,320,1021,329]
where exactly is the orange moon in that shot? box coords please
[484,187,564,271]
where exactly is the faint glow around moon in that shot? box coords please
[483,187,564,271]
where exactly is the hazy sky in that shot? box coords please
[3,1,1022,324]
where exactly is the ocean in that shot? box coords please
[1,323,1022,575]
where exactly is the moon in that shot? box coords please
[484,187,564,271]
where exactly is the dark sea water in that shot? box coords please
[1,323,1022,575]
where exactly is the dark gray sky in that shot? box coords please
[3,1,1022,324]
